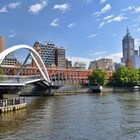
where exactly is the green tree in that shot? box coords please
[0,65,3,75]
[0,65,4,81]
[111,66,139,87]
[88,68,108,86]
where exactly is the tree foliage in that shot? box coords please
[111,66,139,87]
[0,66,3,75]
[88,68,108,86]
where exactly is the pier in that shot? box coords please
[0,94,26,113]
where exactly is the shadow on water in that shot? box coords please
[0,96,51,139]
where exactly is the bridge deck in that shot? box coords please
[0,83,25,86]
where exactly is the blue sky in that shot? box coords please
[0,0,140,66]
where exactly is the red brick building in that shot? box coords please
[2,65,112,84]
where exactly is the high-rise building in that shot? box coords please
[88,61,97,69]
[66,59,72,69]
[135,50,138,55]
[89,58,114,71]
[131,55,140,68]
[33,41,66,68]
[55,47,66,68]
[33,41,56,66]
[74,62,86,69]
[32,41,41,66]
[0,36,5,53]
[121,28,135,67]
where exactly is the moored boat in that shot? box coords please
[91,85,102,93]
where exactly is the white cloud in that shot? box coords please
[28,0,47,14]
[112,15,127,22]
[122,6,140,14]
[100,4,111,14]
[98,21,106,28]
[100,0,106,4]
[135,7,140,13]
[94,4,111,16]
[67,56,92,68]
[50,18,59,27]
[103,15,114,20]
[68,23,76,28]
[105,52,122,63]
[0,6,8,13]
[135,39,140,49]
[95,3,111,16]
[9,30,16,38]
[121,6,134,12]
[8,2,21,9]
[67,52,122,68]
[53,3,70,12]
[136,28,140,32]
[88,33,96,38]
[99,14,127,28]
[90,51,106,56]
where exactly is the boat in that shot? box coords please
[132,86,139,91]
[91,85,102,93]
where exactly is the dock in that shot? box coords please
[0,94,26,113]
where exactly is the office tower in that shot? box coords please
[55,47,66,68]
[66,59,72,69]
[121,28,135,67]
[33,41,56,66]
[74,62,86,69]
[89,58,114,71]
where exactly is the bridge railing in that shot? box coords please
[0,75,42,84]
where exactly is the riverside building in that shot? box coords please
[33,41,56,66]
[55,47,66,68]
[33,41,66,68]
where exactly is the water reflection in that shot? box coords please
[0,97,50,139]
[0,93,140,139]
[119,93,140,139]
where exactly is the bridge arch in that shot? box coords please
[0,44,50,84]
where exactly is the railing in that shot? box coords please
[0,97,26,107]
[0,75,42,84]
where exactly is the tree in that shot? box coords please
[88,68,108,86]
[0,65,3,75]
[111,66,139,87]
[0,65,4,81]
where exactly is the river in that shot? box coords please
[0,92,140,140]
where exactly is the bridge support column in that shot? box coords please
[48,87,53,96]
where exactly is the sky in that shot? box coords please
[0,0,140,67]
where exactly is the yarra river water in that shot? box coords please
[0,92,140,140]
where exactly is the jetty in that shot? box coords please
[0,94,26,113]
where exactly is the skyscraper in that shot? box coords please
[121,28,135,67]
[33,41,56,66]
[33,41,66,68]
[55,47,66,68]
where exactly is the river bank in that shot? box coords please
[20,84,137,96]
[53,86,138,96]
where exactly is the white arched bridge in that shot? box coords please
[0,44,59,94]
